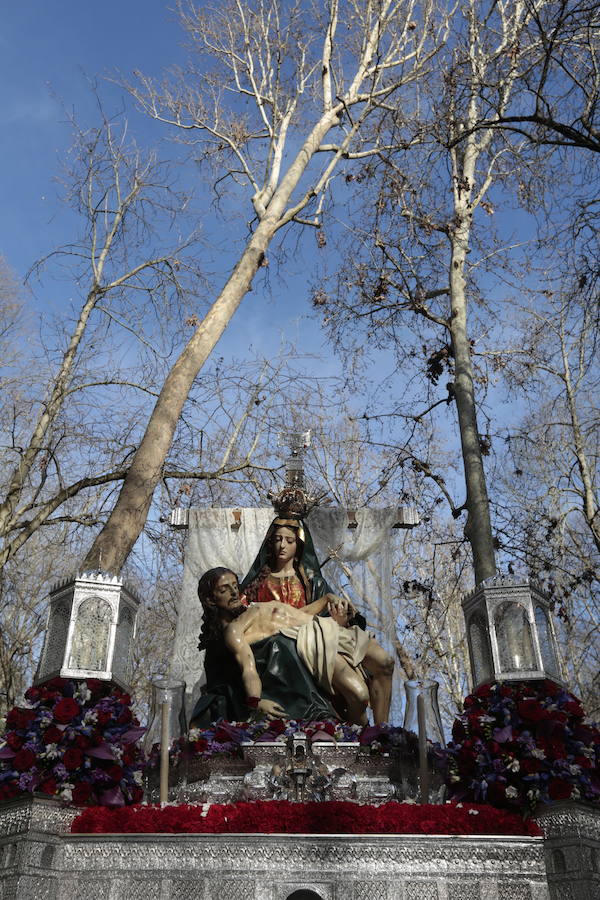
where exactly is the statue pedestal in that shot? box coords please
[1,795,598,899]
[0,796,552,900]
[534,801,600,900]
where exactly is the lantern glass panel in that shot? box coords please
[112,605,135,682]
[534,604,559,678]
[468,611,492,684]
[42,601,71,676]
[495,601,535,671]
[68,596,111,670]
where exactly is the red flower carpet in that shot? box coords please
[72,800,541,836]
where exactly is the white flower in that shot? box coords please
[505,786,518,799]
[468,809,479,815]
[60,784,74,802]
[201,802,212,817]
[506,758,520,772]
[569,764,581,775]
[41,743,60,760]
[133,771,144,786]
[83,711,98,724]
[526,788,540,801]
[74,686,91,703]
[111,745,123,761]
[531,748,546,759]
[401,798,417,805]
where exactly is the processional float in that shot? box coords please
[0,432,598,900]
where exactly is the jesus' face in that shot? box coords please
[211,571,242,612]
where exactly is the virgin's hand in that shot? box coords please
[257,699,287,720]
[327,596,351,626]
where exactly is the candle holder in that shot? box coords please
[34,573,139,690]
[144,677,187,803]
[403,679,445,804]
[461,574,565,690]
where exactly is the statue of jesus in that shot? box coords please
[224,595,394,725]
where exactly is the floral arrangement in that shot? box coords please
[0,678,146,806]
[445,679,600,813]
[71,798,541,836]
[147,718,417,770]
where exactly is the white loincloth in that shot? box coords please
[281,618,371,694]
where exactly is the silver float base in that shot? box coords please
[1,797,599,899]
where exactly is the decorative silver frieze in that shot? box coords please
[462,574,565,689]
[0,796,78,836]
[35,573,140,689]
[7,797,600,899]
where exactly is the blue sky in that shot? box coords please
[0,1,340,364]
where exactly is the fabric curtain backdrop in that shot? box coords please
[170,507,400,717]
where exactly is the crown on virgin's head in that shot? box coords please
[268,486,317,518]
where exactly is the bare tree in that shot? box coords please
[456,0,600,154]
[494,288,600,711]
[81,0,450,575]
[316,0,558,584]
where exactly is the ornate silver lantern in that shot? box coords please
[34,573,140,689]
[461,574,565,689]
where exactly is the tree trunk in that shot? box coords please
[82,114,338,574]
[448,213,496,585]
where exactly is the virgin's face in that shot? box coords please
[272,526,297,566]
[211,572,242,611]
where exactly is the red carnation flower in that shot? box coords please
[520,757,542,775]
[5,732,24,751]
[75,734,92,750]
[452,720,466,742]
[191,738,208,753]
[53,697,80,724]
[0,785,20,801]
[85,679,104,696]
[63,748,84,771]
[117,708,132,725]
[548,778,573,801]
[475,683,492,699]
[6,707,37,729]
[24,686,41,704]
[122,747,136,765]
[42,725,64,745]
[517,699,546,722]
[268,719,286,735]
[106,764,123,783]
[541,738,567,760]
[564,699,584,718]
[573,724,598,744]
[72,783,94,805]
[96,710,112,726]
[14,748,36,771]
[130,786,144,804]
[39,777,58,796]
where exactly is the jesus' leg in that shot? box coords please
[362,640,394,724]
[331,656,369,726]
